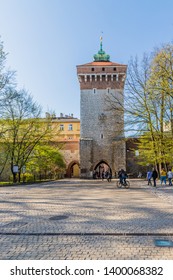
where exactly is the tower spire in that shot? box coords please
[93,36,110,62]
[100,34,103,52]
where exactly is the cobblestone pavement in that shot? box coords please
[0,179,173,259]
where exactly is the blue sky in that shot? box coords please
[0,0,173,118]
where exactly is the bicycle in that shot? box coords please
[117,179,130,188]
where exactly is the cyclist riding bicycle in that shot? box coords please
[118,169,128,185]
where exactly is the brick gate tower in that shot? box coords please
[77,38,127,178]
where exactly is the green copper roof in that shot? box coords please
[93,37,110,62]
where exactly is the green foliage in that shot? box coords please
[26,144,66,179]
[22,173,34,183]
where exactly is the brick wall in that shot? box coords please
[77,61,127,178]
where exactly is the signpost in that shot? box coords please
[13,165,18,173]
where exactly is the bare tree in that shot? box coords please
[0,88,58,182]
[0,37,16,100]
[106,44,173,172]
[0,37,16,177]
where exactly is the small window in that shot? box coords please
[91,68,95,71]
[113,67,116,71]
[92,75,95,81]
[59,124,64,131]
[102,67,105,71]
[68,124,73,131]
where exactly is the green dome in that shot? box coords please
[93,38,110,62]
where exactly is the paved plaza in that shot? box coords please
[0,179,173,260]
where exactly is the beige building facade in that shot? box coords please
[51,114,80,177]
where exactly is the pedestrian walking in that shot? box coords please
[147,170,152,186]
[152,168,158,187]
[101,170,105,181]
[105,170,112,182]
[108,171,112,182]
[105,170,109,181]
[160,168,167,185]
[167,169,173,186]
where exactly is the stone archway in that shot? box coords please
[93,160,112,179]
[66,160,80,178]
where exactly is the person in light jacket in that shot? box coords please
[167,169,173,186]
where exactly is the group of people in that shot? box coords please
[93,169,112,182]
[147,168,173,187]
[94,168,128,183]
[101,170,112,182]
[94,166,173,187]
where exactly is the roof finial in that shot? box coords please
[100,32,103,51]
[93,33,110,62]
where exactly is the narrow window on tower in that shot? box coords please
[113,75,116,81]
[101,133,104,139]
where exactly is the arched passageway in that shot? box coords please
[66,161,80,178]
[93,160,112,179]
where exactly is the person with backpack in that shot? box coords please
[152,168,158,187]
[118,169,128,184]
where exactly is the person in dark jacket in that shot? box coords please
[118,169,127,184]
[152,168,158,187]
